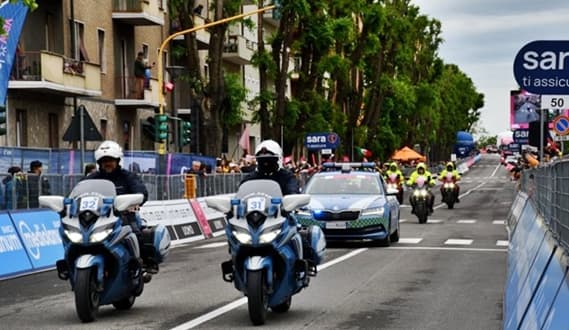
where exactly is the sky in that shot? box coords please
[411,0,569,137]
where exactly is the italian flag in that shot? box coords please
[356,147,372,158]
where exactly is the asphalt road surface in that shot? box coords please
[0,154,512,330]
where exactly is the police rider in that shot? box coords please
[384,162,404,183]
[84,141,152,278]
[438,161,461,202]
[406,162,436,214]
[240,139,299,195]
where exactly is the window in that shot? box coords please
[48,113,59,148]
[16,109,27,147]
[142,44,149,58]
[100,119,107,139]
[97,29,106,73]
[71,21,89,61]
[45,12,56,52]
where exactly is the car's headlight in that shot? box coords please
[362,207,384,216]
[65,229,83,243]
[90,228,113,243]
[233,230,252,244]
[259,229,281,243]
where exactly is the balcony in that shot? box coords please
[114,75,160,109]
[8,51,101,97]
[223,35,255,65]
[112,0,165,26]
[172,14,209,49]
[262,7,280,26]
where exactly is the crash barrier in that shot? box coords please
[520,159,569,252]
[504,193,569,329]
[0,210,64,279]
[0,198,228,280]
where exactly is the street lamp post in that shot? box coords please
[156,4,276,155]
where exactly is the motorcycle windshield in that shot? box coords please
[236,180,283,199]
[415,176,426,188]
[69,179,117,199]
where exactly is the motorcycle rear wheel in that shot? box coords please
[247,270,268,325]
[75,268,100,323]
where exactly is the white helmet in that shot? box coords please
[95,140,123,164]
[255,139,283,174]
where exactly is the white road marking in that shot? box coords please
[398,238,423,244]
[400,219,408,223]
[490,163,501,177]
[493,220,506,225]
[428,219,444,224]
[444,239,473,245]
[387,246,507,252]
[194,242,228,249]
[496,240,509,247]
[170,248,369,330]
[456,220,477,224]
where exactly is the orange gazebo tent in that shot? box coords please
[391,146,426,162]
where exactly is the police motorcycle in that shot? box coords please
[38,179,170,323]
[441,173,459,209]
[206,180,326,325]
[409,176,430,224]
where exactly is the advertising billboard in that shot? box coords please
[510,90,569,130]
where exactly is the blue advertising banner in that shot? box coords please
[0,212,32,278]
[305,132,340,150]
[0,1,29,104]
[10,210,63,270]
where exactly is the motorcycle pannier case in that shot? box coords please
[304,225,326,265]
[141,224,171,264]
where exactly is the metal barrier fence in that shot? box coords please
[520,160,569,251]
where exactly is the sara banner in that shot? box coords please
[0,0,29,105]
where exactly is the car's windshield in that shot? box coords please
[69,179,117,199]
[305,174,382,195]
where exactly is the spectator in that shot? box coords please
[187,160,206,176]
[27,160,51,208]
[134,52,154,99]
[4,166,26,209]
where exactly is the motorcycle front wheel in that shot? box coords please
[247,270,268,325]
[74,268,100,322]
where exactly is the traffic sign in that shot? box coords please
[553,135,569,141]
[305,132,341,150]
[541,95,569,109]
[552,115,569,136]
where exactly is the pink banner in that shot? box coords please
[189,199,212,238]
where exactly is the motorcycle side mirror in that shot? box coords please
[282,194,311,212]
[204,196,232,214]
[39,195,65,212]
[114,194,144,212]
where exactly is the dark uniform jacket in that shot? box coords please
[240,168,299,195]
[85,167,148,204]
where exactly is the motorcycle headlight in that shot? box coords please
[259,229,281,243]
[413,190,421,197]
[64,229,83,243]
[362,207,384,216]
[90,228,113,243]
[232,230,252,244]
[420,190,428,197]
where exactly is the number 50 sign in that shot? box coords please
[542,95,569,109]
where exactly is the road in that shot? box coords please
[0,154,512,329]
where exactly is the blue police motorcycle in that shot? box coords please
[206,180,326,325]
[39,179,170,323]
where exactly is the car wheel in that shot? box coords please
[390,227,400,243]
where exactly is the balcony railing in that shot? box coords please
[8,51,101,97]
[223,35,255,65]
[114,75,159,107]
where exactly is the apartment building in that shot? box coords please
[5,0,284,158]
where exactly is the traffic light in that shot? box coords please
[0,105,6,136]
[154,114,168,142]
[180,120,191,145]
